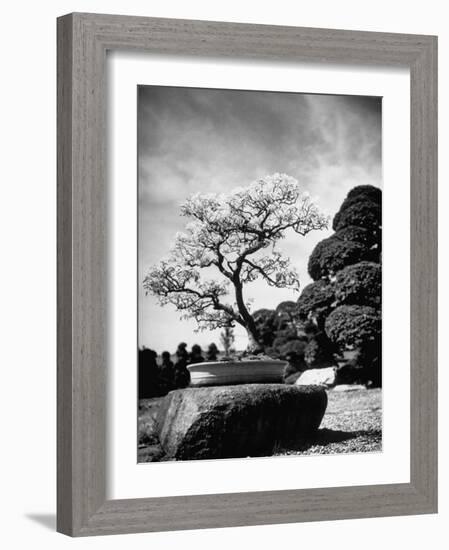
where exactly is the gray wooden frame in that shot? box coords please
[57,12,438,537]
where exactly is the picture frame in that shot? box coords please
[57,12,437,536]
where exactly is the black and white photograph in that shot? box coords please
[137,85,382,463]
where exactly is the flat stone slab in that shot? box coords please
[156,384,327,460]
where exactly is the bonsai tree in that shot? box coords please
[144,174,328,352]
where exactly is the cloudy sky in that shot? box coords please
[138,86,381,353]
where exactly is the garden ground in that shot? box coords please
[137,387,382,462]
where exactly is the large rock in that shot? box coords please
[156,384,327,460]
[295,367,337,388]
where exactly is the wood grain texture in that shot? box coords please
[57,12,438,537]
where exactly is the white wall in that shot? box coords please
[0,1,445,548]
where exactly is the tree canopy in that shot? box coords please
[144,173,328,350]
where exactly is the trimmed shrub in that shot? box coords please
[297,280,335,326]
[173,358,191,389]
[332,198,381,234]
[334,261,381,308]
[308,236,369,281]
[304,332,336,369]
[278,338,307,359]
[274,300,298,329]
[334,225,376,247]
[281,339,308,384]
[139,348,162,398]
[272,327,298,349]
[275,301,298,315]
[189,344,205,364]
[325,304,381,351]
[346,184,382,204]
[253,308,277,347]
[206,342,219,361]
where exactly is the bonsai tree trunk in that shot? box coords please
[246,327,263,354]
[233,274,263,354]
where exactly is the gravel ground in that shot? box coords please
[138,387,382,462]
[275,387,382,456]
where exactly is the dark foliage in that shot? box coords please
[189,344,204,365]
[334,225,376,247]
[335,364,368,385]
[325,305,381,351]
[277,338,307,359]
[159,351,175,392]
[176,342,189,361]
[278,339,307,383]
[346,184,382,205]
[297,280,335,326]
[304,332,336,369]
[272,327,298,349]
[275,301,298,314]
[334,261,381,307]
[298,185,382,385]
[173,357,191,389]
[274,301,298,329]
[206,342,219,361]
[253,308,277,347]
[332,197,381,234]
[138,348,161,398]
[335,347,382,387]
[308,236,369,281]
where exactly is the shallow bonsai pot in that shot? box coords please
[188,359,287,387]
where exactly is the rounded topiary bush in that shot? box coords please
[334,225,376,247]
[334,261,381,308]
[278,338,308,359]
[332,198,381,233]
[272,327,299,351]
[274,300,298,329]
[297,280,335,324]
[275,301,298,315]
[346,184,382,205]
[325,304,381,350]
[308,236,369,281]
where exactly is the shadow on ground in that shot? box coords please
[25,513,56,531]
[281,427,380,452]
[276,427,382,456]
